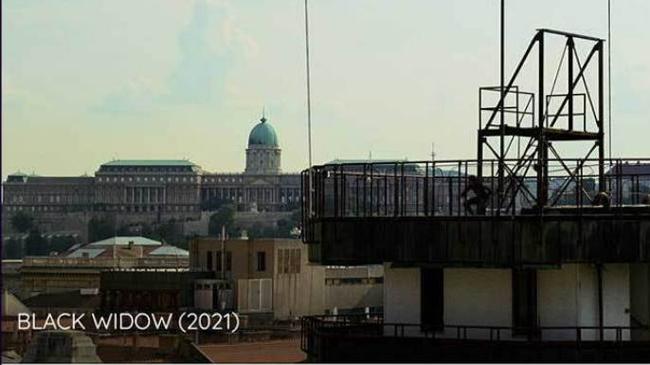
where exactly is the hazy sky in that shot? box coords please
[2,0,649,179]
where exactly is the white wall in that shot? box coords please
[630,263,650,340]
[382,263,631,341]
[383,265,512,339]
[383,263,421,336]
[442,268,512,339]
[603,264,631,340]
[538,264,629,341]
[630,263,649,325]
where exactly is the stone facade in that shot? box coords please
[2,118,301,232]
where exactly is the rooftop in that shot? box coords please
[22,290,100,309]
[2,290,31,317]
[101,159,196,167]
[87,236,162,247]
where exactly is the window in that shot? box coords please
[225,252,232,271]
[215,251,222,272]
[278,250,285,274]
[206,251,213,271]
[256,252,266,272]
[421,268,443,330]
[290,249,301,273]
[278,249,300,274]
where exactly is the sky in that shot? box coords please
[2,0,649,179]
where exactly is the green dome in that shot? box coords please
[248,117,279,147]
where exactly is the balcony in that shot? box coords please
[301,159,650,266]
[300,315,650,362]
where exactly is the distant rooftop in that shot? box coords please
[101,159,197,167]
[67,248,106,259]
[2,289,31,317]
[87,236,162,247]
[149,245,189,257]
[327,158,409,165]
[606,162,650,176]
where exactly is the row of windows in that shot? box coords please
[325,277,383,286]
[277,248,301,274]
[96,176,259,184]
[101,166,191,173]
[204,177,243,183]
[5,206,80,212]
[9,195,92,204]
[195,283,230,290]
[205,251,268,272]
[94,205,197,212]
[206,251,233,272]
[97,176,198,183]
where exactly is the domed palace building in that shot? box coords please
[201,116,301,212]
[2,117,302,232]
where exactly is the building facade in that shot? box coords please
[189,237,384,321]
[2,117,302,232]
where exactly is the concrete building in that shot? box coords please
[1,290,32,355]
[190,238,325,320]
[1,117,301,235]
[22,331,101,363]
[19,236,188,299]
[302,157,650,361]
[189,237,383,321]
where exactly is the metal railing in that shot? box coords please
[301,315,650,356]
[22,256,189,269]
[302,158,649,217]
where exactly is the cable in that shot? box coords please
[607,0,612,161]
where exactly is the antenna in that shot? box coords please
[304,0,315,223]
[304,0,313,168]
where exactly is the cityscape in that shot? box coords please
[2,0,650,363]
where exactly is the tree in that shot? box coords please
[87,216,115,242]
[148,219,184,246]
[208,205,236,237]
[201,197,227,212]
[10,211,34,233]
[25,229,47,256]
[274,210,302,238]
[247,222,265,239]
[4,238,23,259]
[49,235,78,254]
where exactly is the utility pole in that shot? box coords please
[221,225,226,278]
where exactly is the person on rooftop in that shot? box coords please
[461,175,492,215]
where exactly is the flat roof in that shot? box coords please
[101,159,196,167]
[87,236,162,247]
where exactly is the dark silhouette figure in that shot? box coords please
[592,191,611,209]
[461,175,492,215]
[642,194,650,206]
